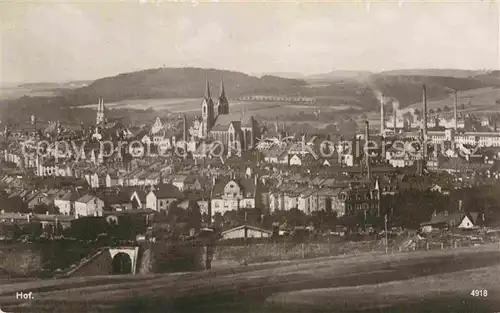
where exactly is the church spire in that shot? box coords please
[216,77,229,115]
[205,77,211,99]
[219,77,226,99]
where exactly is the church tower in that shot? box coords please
[215,78,229,116]
[96,98,105,125]
[201,78,214,137]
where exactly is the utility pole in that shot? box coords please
[384,214,388,254]
[244,211,248,246]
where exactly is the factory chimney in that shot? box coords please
[364,121,372,181]
[380,94,385,135]
[422,85,428,138]
[422,85,428,158]
[453,90,458,130]
[417,129,425,176]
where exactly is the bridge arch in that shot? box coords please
[108,247,139,275]
[112,252,132,274]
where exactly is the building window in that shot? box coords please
[159,200,163,207]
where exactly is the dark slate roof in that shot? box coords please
[212,114,238,131]
[104,192,131,205]
[426,212,464,225]
[152,184,183,199]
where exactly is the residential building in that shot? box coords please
[74,194,104,217]
[146,184,183,211]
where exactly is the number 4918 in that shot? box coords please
[470,289,488,297]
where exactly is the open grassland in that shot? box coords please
[0,244,499,313]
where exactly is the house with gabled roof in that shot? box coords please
[262,148,288,164]
[420,211,483,232]
[74,194,104,217]
[54,189,80,215]
[146,184,183,211]
[211,176,258,216]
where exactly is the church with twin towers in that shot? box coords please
[197,78,259,153]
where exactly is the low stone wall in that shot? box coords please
[213,241,383,265]
[0,244,42,276]
[0,242,99,277]
[68,251,113,277]
[146,243,205,273]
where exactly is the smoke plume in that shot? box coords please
[392,99,400,114]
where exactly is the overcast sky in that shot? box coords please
[1,1,499,83]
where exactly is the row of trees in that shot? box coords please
[212,208,339,233]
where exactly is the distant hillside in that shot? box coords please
[18,80,92,89]
[307,71,373,81]
[63,68,307,105]
[54,68,500,111]
[472,70,500,85]
[2,67,499,125]
[259,72,306,79]
[367,74,498,107]
[380,69,486,78]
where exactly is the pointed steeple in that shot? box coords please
[219,77,226,98]
[204,77,211,99]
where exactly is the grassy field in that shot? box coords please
[0,243,499,313]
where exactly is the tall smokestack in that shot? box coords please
[364,121,371,181]
[453,90,458,130]
[423,85,428,139]
[422,85,428,158]
[380,94,385,135]
[418,129,425,175]
[183,114,188,142]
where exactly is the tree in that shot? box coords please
[309,211,338,232]
[443,105,450,112]
[29,222,43,240]
[436,108,442,113]
[429,109,435,114]
[212,212,224,229]
[186,200,202,233]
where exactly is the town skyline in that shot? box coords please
[1,1,498,83]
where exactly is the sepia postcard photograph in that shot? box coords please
[0,1,499,312]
